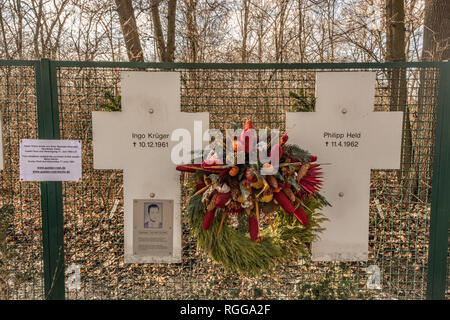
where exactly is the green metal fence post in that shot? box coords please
[35,58,65,300]
[427,61,450,300]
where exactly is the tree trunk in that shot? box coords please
[241,0,250,62]
[0,5,10,59]
[185,0,199,63]
[32,0,43,58]
[327,0,335,62]
[166,0,177,62]
[150,0,167,61]
[298,0,304,63]
[413,0,450,199]
[422,0,450,61]
[257,11,263,63]
[386,0,413,197]
[15,0,23,59]
[151,0,177,62]
[115,0,144,62]
[386,0,406,63]
[275,0,288,63]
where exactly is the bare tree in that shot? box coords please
[386,0,406,63]
[115,0,144,62]
[412,0,449,199]
[385,0,413,193]
[240,0,250,62]
[183,0,199,62]
[150,0,177,62]
[422,0,450,61]
[274,0,288,62]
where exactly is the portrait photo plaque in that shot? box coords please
[133,199,174,261]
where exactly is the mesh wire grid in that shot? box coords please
[0,62,444,299]
[52,65,440,300]
[0,65,44,299]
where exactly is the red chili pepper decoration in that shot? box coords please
[274,191,295,215]
[309,155,317,162]
[239,120,255,154]
[281,134,289,146]
[203,208,216,230]
[294,207,309,226]
[215,192,231,208]
[274,192,309,226]
[248,215,259,241]
[269,143,283,161]
[200,158,224,173]
[278,182,292,189]
[210,189,218,198]
[176,164,201,172]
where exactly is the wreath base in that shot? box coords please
[187,193,327,275]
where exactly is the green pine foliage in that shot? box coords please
[289,89,316,112]
[185,187,328,276]
[315,192,332,207]
[283,144,311,163]
[236,212,249,235]
[186,194,280,275]
[267,196,328,259]
[99,91,121,111]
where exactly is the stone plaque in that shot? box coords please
[133,199,174,260]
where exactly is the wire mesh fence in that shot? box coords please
[0,60,448,300]
[0,64,44,299]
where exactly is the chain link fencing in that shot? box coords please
[0,60,448,300]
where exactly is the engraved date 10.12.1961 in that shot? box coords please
[131,132,169,149]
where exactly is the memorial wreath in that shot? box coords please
[176,120,330,275]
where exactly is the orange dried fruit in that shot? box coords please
[229,167,239,176]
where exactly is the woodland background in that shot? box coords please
[0,0,448,64]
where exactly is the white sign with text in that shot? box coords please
[20,139,82,181]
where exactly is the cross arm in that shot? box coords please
[92,111,126,170]
[367,112,403,169]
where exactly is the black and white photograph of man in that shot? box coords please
[144,202,163,229]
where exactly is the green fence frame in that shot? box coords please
[426,62,450,300]
[35,59,65,300]
[0,59,448,300]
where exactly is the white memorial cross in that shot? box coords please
[287,72,403,261]
[92,72,209,263]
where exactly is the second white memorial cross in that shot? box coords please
[92,72,209,263]
[287,72,403,261]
